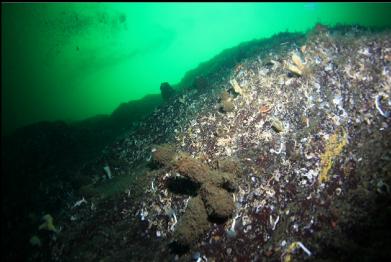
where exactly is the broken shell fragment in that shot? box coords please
[260,104,273,114]
[287,64,302,76]
[230,78,244,95]
[286,52,306,76]
[292,53,305,70]
[271,118,284,133]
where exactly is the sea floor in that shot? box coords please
[7,25,391,261]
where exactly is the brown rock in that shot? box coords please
[152,144,176,166]
[173,154,210,185]
[200,183,235,220]
[173,195,210,247]
[208,170,237,192]
[217,158,243,177]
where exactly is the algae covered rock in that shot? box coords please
[200,183,235,220]
[173,153,237,191]
[207,170,237,192]
[217,157,243,176]
[151,144,177,167]
[152,143,238,248]
[193,76,208,90]
[173,154,210,185]
[160,82,176,101]
[173,195,210,247]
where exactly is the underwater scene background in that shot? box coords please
[1,2,391,262]
[2,3,391,135]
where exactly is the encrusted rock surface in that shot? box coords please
[44,25,391,261]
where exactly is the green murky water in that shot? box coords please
[2,3,391,134]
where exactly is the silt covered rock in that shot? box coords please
[173,195,210,248]
[200,183,235,220]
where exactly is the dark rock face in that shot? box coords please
[160,82,176,101]
[1,94,165,261]
[193,76,208,90]
[110,94,163,130]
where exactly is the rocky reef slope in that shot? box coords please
[6,24,391,261]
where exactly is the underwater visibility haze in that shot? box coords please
[2,3,391,135]
[2,2,391,262]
